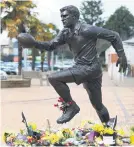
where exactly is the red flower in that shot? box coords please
[54,104,58,107]
[65,143,69,146]
[68,101,73,105]
[65,142,72,146]
[68,142,72,146]
[27,136,33,143]
[60,107,63,111]
[58,97,64,102]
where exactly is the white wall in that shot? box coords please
[123,44,134,64]
[105,43,134,64]
[105,41,134,81]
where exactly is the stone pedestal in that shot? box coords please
[1,79,31,88]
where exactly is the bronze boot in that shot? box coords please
[107,115,117,130]
[57,101,80,124]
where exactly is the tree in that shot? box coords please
[40,51,45,72]
[46,24,60,71]
[80,0,104,26]
[104,6,134,40]
[0,0,55,74]
[1,0,36,74]
[80,0,111,58]
[28,20,54,71]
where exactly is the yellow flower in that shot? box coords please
[103,127,114,135]
[49,133,60,144]
[80,120,92,128]
[95,136,103,142]
[2,132,16,143]
[20,129,24,134]
[81,120,87,128]
[92,124,104,133]
[117,129,125,136]
[2,133,7,142]
[45,130,50,136]
[95,136,103,146]
[41,131,61,144]
[116,138,123,145]
[61,128,73,137]
[28,122,37,131]
[41,131,50,140]
[56,131,64,139]
[130,135,134,145]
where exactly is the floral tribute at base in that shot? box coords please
[2,97,134,147]
[2,112,134,146]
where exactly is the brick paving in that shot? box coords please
[0,72,134,139]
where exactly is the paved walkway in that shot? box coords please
[1,72,134,137]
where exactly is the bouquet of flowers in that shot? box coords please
[2,117,133,146]
[2,101,133,146]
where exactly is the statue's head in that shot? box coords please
[60,5,80,28]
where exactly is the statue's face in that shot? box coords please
[61,10,76,28]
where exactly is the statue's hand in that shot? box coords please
[116,53,127,73]
[18,33,36,48]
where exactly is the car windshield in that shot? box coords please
[35,62,40,66]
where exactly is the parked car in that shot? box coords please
[0,70,7,80]
[54,62,63,71]
[0,66,18,75]
[35,62,49,72]
[0,60,4,64]
[54,61,74,71]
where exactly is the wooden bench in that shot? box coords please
[22,70,51,86]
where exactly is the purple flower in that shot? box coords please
[88,131,99,142]
[16,134,27,141]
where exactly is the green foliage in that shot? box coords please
[80,0,104,26]
[104,6,134,40]
[80,0,110,55]
[0,0,55,41]
[1,0,36,37]
[130,126,134,132]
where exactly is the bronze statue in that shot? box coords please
[18,5,127,128]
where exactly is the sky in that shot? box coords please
[32,0,134,30]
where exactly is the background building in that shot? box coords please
[105,37,134,80]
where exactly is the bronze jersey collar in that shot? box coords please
[74,21,81,35]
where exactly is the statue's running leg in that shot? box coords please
[83,75,117,129]
[48,69,80,124]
